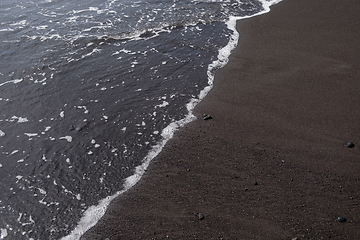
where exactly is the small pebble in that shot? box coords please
[198,213,204,220]
[254,181,258,185]
[203,114,212,120]
[347,142,355,148]
[338,216,347,222]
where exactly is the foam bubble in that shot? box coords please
[17,117,29,123]
[1,228,8,238]
[0,79,23,87]
[10,150,19,156]
[25,133,38,137]
[38,188,47,195]
[155,101,169,108]
[60,136,73,142]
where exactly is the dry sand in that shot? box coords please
[82,0,360,239]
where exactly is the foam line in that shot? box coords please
[61,1,283,239]
[0,79,23,87]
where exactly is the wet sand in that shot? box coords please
[82,0,360,239]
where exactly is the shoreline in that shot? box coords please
[82,0,360,239]
[65,2,279,238]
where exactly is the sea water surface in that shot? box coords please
[0,0,281,239]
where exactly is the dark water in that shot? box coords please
[0,0,280,239]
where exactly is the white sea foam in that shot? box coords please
[18,117,28,123]
[62,1,283,239]
[38,188,47,195]
[0,228,8,238]
[0,79,23,87]
[8,116,29,123]
[60,136,73,142]
[155,101,169,108]
[24,133,38,137]
[10,150,19,156]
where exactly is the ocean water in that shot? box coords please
[0,0,281,239]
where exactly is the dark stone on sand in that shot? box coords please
[198,213,204,220]
[347,142,355,148]
[338,216,347,222]
[203,114,212,120]
[254,181,258,185]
